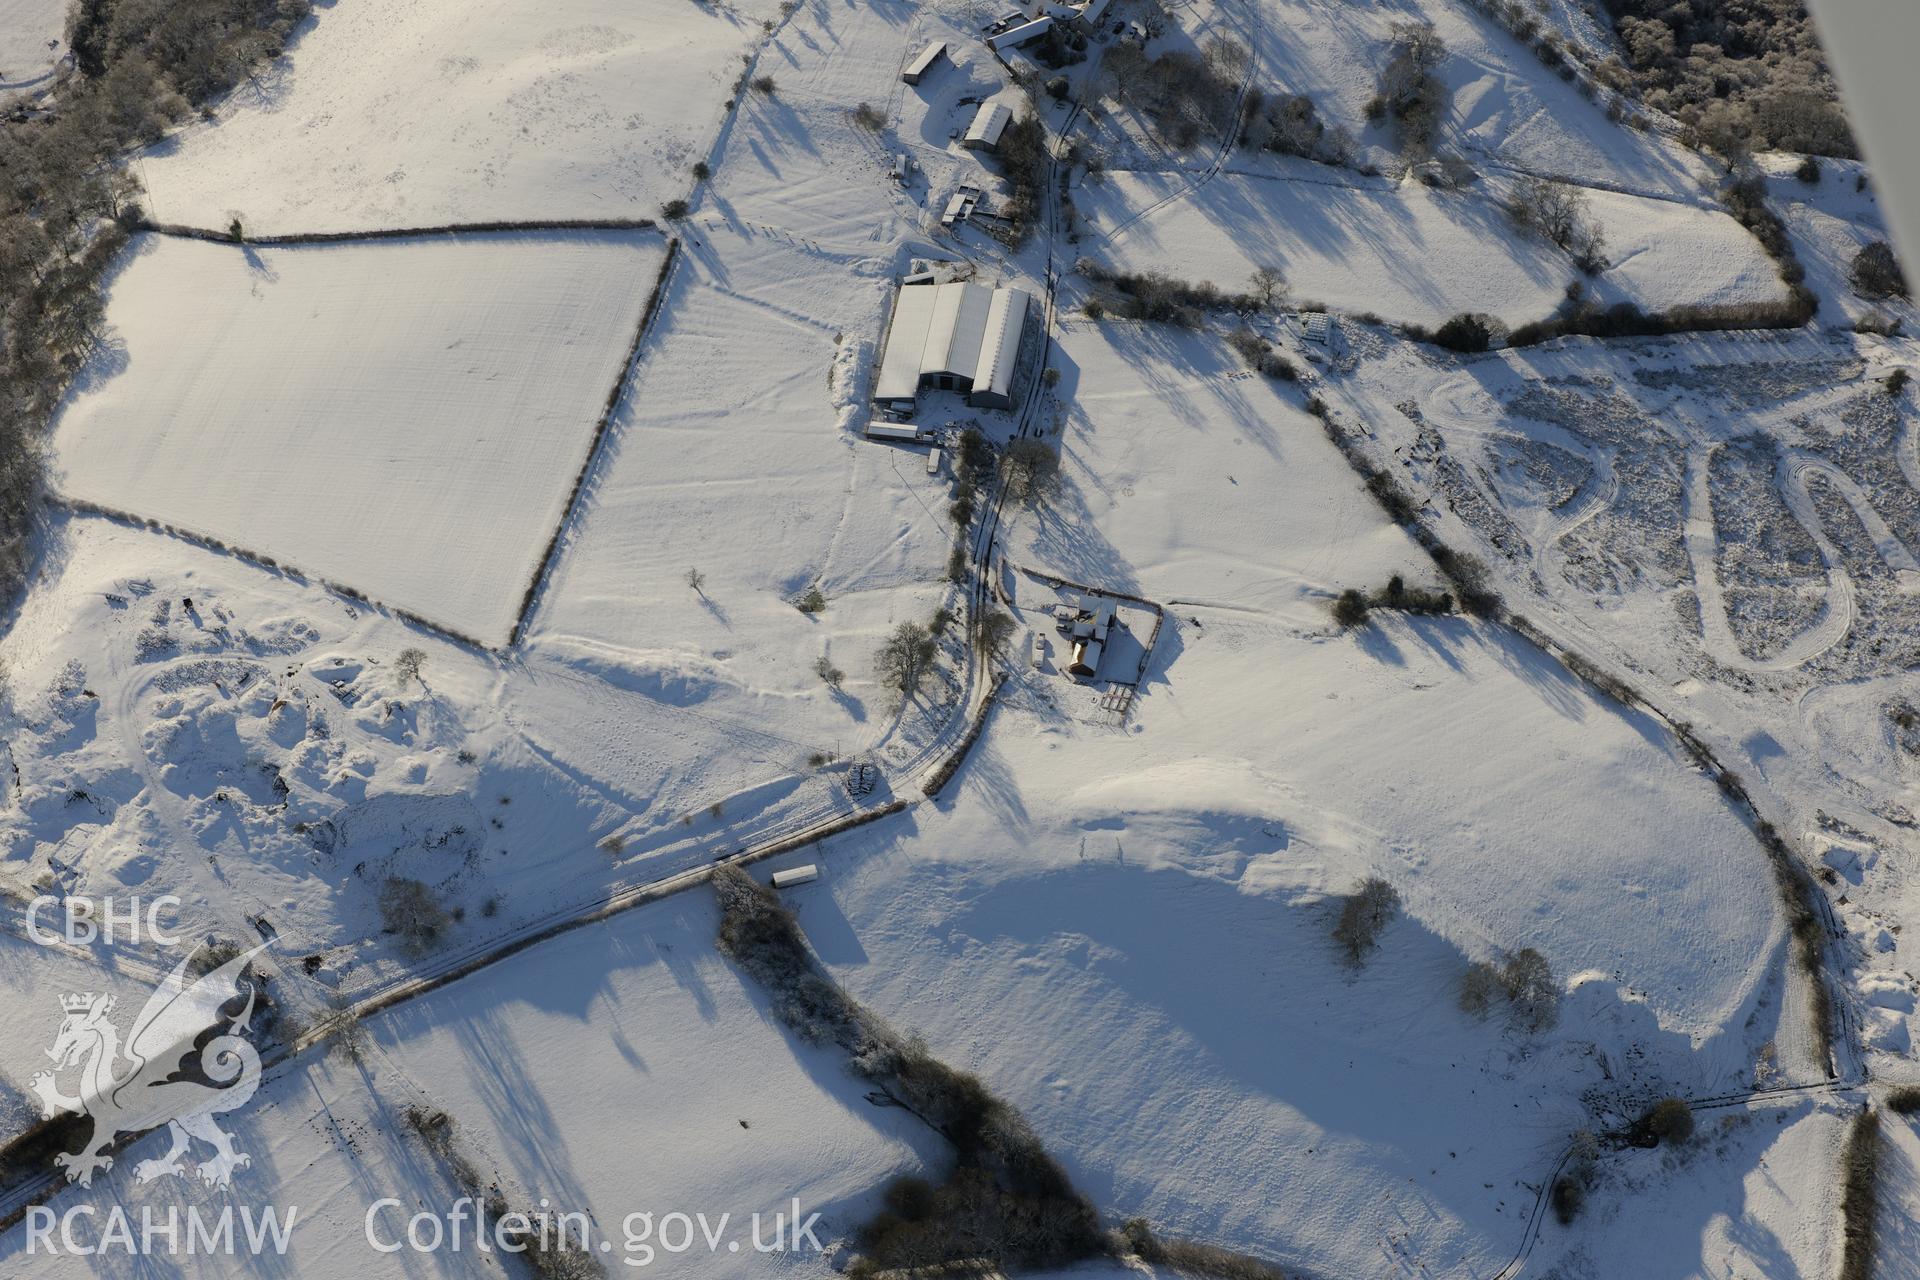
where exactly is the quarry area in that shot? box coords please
[0,0,1916,1277]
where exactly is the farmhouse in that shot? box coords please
[874,280,1033,413]
[1041,0,1112,22]
[963,101,1012,151]
[1054,595,1117,680]
[902,40,947,85]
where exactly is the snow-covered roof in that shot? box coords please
[872,280,1032,407]
[973,288,1030,406]
[902,40,946,83]
[964,101,1012,148]
[925,282,994,382]
[875,284,941,403]
[986,15,1053,51]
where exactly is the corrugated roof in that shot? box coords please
[904,40,946,77]
[874,280,1030,408]
[938,283,994,379]
[965,101,1012,147]
[987,15,1053,50]
[874,284,940,402]
[973,288,1029,402]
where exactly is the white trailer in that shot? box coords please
[771,865,820,889]
[866,421,932,443]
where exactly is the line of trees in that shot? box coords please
[711,866,1106,1276]
[0,0,313,611]
[1100,36,1248,151]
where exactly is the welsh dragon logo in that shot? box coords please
[30,943,268,1189]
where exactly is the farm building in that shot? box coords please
[902,40,947,85]
[986,15,1053,53]
[963,101,1012,151]
[873,280,1034,413]
[1043,0,1110,20]
[941,186,981,226]
[1056,596,1117,680]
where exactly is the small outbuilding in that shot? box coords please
[771,865,820,889]
[942,189,979,226]
[902,40,948,85]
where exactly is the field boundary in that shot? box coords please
[508,237,682,646]
[137,217,663,246]
[50,231,685,655]
[51,495,495,651]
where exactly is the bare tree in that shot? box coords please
[1377,23,1448,157]
[686,566,706,594]
[379,878,450,956]
[394,647,426,686]
[877,621,937,699]
[1501,947,1559,1031]
[1506,175,1606,272]
[1002,438,1061,504]
[975,607,1016,655]
[1331,876,1401,966]
[1459,960,1501,1017]
[1852,241,1909,299]
[1249,265,1286,309]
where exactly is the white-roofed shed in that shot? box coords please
[963,101,1012,150]
[902,40,947,85]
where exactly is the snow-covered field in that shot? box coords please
[1325,321,1920,1070]
[52,231,665,646]
[1076,166,1783,328]
[1091,0,1707,198]
[139,0,785,232]
[0,0,1908,1274]
[526,226,951,766]
[0,0,63,91]
[806,598,1790,1275]
[1023,321,1431,615]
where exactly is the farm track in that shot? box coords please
[1095,0,1263,248]
[1489,1079,1860,1280]
[1681,444,1854,675]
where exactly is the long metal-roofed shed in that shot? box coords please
[902,40,947,85]
[963,101,1012,151]
[873,280,1034,413]
[986,15,1053,53]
